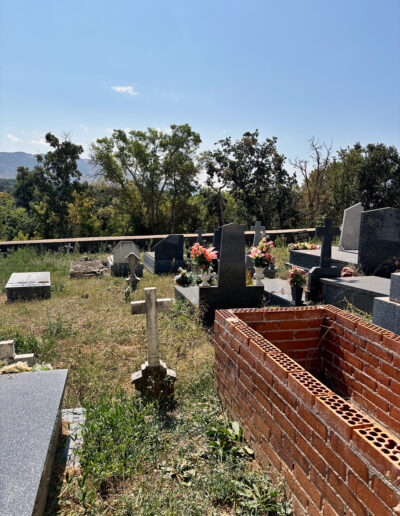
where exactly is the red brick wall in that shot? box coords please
[214,306,400,515]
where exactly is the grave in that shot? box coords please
[321,275,390,313]
[70,258,107,278]
[358,207,400,277]
[64,242,74,253]
[174,223,264,323]
[251,220,265,246]
[373,272,400,333]
[339,202,364,250]
[305,218,341,302]
[0,339,34,366]
[262,277,303,307]
[196,227,203,245]
[212,227,222,255]
[0,369,68,516]
[107,241,141,277]
[6,272,51,301]
[131,287,176,401]
[144,234,184,274]
[125,252,141,290]
[214,306,400,514]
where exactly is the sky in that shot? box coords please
[0,0,399,166]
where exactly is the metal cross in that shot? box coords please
[131,288,172,366]
[251,221,266,247]
[316,217,333,268]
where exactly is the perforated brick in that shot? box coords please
[265,352,304,380]
[315,395,373,440]
[288,371,334,406]
[353,425,400,480]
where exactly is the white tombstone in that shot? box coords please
[339,203,364,251]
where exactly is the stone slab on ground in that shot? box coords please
[70,259,107,278]
[289,246,358,271]
[320,275,390,313]
[262,277,300,307]
[0,369,68,516]
[6,272,51,301]
[60,408,86,470]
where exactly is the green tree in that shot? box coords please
[14,133,84,238]
[0,192,34,240]
[91,124,201,234]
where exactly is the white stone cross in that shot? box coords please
[131,287,172,366]
[65,242,74,253]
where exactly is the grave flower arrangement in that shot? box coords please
[288,267,307,288]
[248,238,276,268]
[341,266,355,277]
[191,243,218,270]
[288,242,320,251]
[174,267,194,286]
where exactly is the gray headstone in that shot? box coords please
[316,218,334,268]
[251,221,266,247]
[6,272,51,301]
[359,207,400,277]
[339,203,364,250]
[390,272,400,303]
[196,227,203,245]
[154,235,183,260]
[113,241,140,264]
[218,223,246,288]
[212,227,222,254]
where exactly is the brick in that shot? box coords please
[239,344,255,368]
[310,467,344,515]
[296,433,327,477]
[283,435,310,474]
[261,436,282,470]
[270,434,293,470]
[294,464,322,508]
[288,371,333,407]
[372,475,400,512]
[255,360,273,384]
[377,383,400,409]
[236,355,252,379]
[348,472,392,516]
[286,405,312,441]
[253,411,271,440]
[329,433,369,483]
[273,377,298,409]
[273,406,296,441]
[362,385,389,412]
[280,319,310,330]
[323,500,337,516]
[382,334,400,353]
[285,469,309,509]
[313,434,346,479]
[366,341,393,364]
[363,364,390,386]
[298,404,328,441]
[381,360,398,380]
[354,368,377,392]
[329,469,368,516]
[251,321,280,332]
[265,352,304,381]
[263,310,295,321]
[294,329,321,340]
[355,346,379,367]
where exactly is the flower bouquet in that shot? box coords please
[288,242,320,251]
[248,238,276,285]
[191,243,218,287]
[174,267,194,287]
[288,267,306,305]
[341,266,355,277]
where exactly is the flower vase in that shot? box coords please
[254,267,265,287]
[291,286,303,306]
[199,268,212,287]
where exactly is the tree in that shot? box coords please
[291,138,333,226]
[203,131,298,228]
[0,192,33,240]
[91,124,201,234]
[14,133,84,238]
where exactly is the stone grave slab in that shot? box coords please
[289,246,358,271]
[107,241,140,277]
[6,272,51,301]
[0,369,68,516]
[339,202,364,250]
[144,235,184,274]
[262,278,301,307]
[359,207,400,277]
[321,276,390,313]
[174,223,264,323]
[373,272,400,334]
[70,259,107,278]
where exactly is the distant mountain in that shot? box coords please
[0,152,98,179]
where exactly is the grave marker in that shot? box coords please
[6,272,51,301]
[131,288,176,400]
[316,217,334,268]
[108,241,141,277]
[196,227,203,245]
[339,203,364,250]
[251,221,265,247]
[373,272,400,334]
[144,235,184,273]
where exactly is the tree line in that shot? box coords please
[0,127,399,241]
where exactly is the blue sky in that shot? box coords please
[0,0,399,165]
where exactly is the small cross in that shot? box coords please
[316,217,333,268]
[196,227,203,245]
[251,221,266,247]
[65,242,74,253]
[131,287,172,365]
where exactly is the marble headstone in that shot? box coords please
[339,203,364,250]
[6,272,51,301]
[359,207,400,277]
[113,241,140,264]
[218,223,246,288]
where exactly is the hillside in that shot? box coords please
[0,152,97,179]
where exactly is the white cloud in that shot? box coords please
[111,85,138,96]
[31,138,49,146]
[7,133,21,142]
[79,124,89,132]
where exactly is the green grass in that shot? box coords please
[0,249,290,515]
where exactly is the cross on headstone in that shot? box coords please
[251,221,266,247]
[65,243,74,253]
[196,227,203,245]
[131,287,176,401]
[316,217,333,268]
[125,252,140,290]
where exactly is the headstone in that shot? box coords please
[131,288,176,401]
[64,242,74,253]
[108,241,141,277]
[6,272,51,301]
[0,339,34,366]
[174,223,264,322]
[373,272,400,334]
[196,227,203,245]
[339,203,364,250]
[212,227,222,254]
[359,207,400,277]
[144,235,184,274]
[251,221,266,247]
[0,369,68,516]
[70,259,107,278]
[125,252,140,290]
[316,217,334,268]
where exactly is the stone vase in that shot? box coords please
[254,267,265,287]
[291,286,303,306]
[199,268,212,287]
